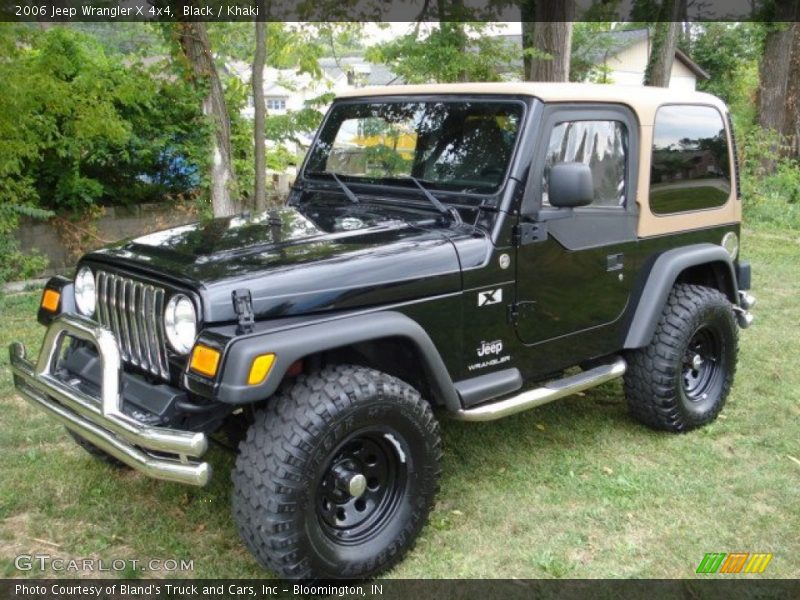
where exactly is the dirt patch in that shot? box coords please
[0,512,141,579]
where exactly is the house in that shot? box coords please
[231,56,400,120]
[575,28,709,90]
[501,28,709,90]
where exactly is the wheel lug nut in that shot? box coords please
[332,464,367,498]
[348,474,367,498]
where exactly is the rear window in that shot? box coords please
[650,105,731,215]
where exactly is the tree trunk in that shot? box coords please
[437,0,468,82]
[644,0,682,88]
[784,23,800,157]
[678,0,690,49]
[175,20,237,217]
[759,20,796,133]
[526,2,574,82]
[253,14,267,212]
[520,0,536,80]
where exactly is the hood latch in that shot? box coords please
[232,289,255,334]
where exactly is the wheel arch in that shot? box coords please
[624,244,738,349]
[214,311,461,411]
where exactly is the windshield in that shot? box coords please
[305,100,524,193]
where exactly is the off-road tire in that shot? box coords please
[232,364,442,580]
[66,429,128,468]
[624,284,738,432]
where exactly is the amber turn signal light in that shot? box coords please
[40,289,61,313]
[248,353,276,385]
[189,344,221,378]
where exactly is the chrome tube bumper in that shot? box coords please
[8,314,210,486]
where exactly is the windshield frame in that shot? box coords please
[299,95,530,205]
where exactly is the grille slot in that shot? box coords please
[95,271,170,380]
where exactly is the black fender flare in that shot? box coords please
[623,243,738,349]
[213,310,462,411]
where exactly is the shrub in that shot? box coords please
[739,127,800,230]
[0,204,52,287]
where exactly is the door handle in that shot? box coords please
[606,253,624,272]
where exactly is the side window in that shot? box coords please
[650,105,731,215]
[543,120,628,208]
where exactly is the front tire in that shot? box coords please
[624,284,738,432]
[232,365,442,580]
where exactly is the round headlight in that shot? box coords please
[722,231,739,260]
[74,267,96,316]
[164,294,197,354]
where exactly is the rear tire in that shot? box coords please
[624,284,738,432]
[232,364,442,580]
[66,429,128,468]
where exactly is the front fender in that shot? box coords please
[188,311,461,411]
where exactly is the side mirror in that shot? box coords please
[548,162,594,208]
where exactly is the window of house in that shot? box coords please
[650,105,731,215]
[266,98,286,111]
[543,120,628,208]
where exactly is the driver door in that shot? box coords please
[514,104,639,348]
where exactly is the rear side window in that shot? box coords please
[543,120,628,208]
[650,105,731,215]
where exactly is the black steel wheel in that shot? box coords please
[681,325,724,403]
[625,284,738,432]
[232,364,442,580]
[316,430,408,544]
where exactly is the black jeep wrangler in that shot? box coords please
[10,83,755,580]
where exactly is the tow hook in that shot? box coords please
[739,291,756,310]
[733,291,755,329]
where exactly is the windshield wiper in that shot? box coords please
[329,172,360,204]
[307,170,361,204]
[406,176,462,224]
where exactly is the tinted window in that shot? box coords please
[543,121,627,208]
[305,101,523,193]
[650,105,731,214]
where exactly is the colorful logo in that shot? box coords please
[696,552,773,574]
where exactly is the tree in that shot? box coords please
[174,19,237,217]
[784,23,800,155]
[523,2,575,82]
[519,0,536,79]
[253,7,267,212]
[643,0,682,87]
[366,22,517,83]
[436,0,469,82]
[757,1,799,133]
[691,23,764,105]
[570,22,618,83]
[0,24,208,282]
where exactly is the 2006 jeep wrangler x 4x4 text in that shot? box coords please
[10,83,755,579]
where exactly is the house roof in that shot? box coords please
[318,57,402,86]
[500,28,709,80]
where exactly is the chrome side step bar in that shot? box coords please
[453,357,627,422]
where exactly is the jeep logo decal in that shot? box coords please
[477,340,503,357]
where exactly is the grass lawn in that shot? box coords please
[0,226,798,579]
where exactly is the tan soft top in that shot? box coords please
[336,82,727,125]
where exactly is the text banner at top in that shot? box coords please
[1,0,797,23]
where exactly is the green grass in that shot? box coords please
[1,227,798,579]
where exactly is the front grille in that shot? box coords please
[95,271,170,380]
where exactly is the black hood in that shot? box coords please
[86,201,482,323]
